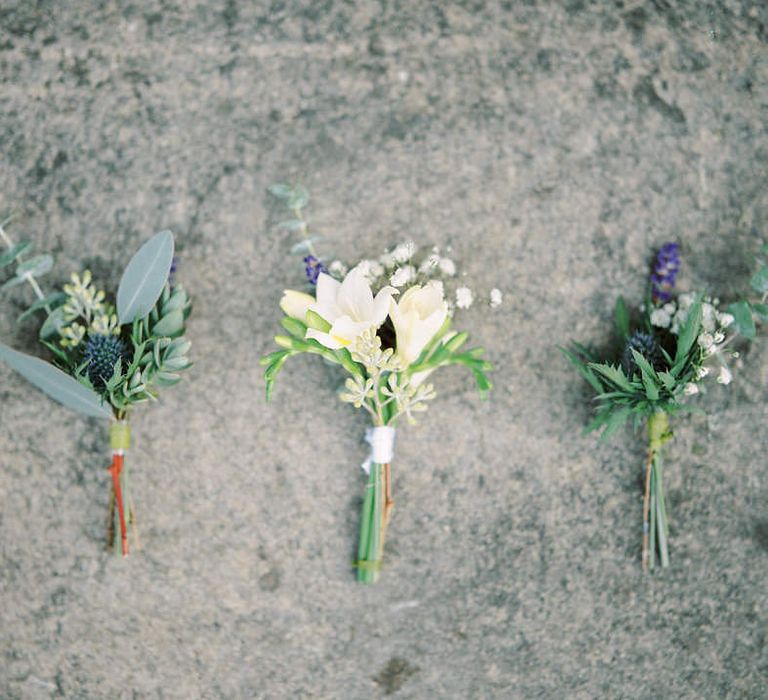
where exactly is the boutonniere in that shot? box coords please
[261,185,497,582]
[1,220,192,556]
[563,243,759,571]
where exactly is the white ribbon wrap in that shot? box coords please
[361,426,396,474]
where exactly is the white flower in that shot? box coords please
[663,302,676,315]
[369,260,384,278]
[390,265,416,288]
[717,312,734,329]
[678,293,695,310]
[713,331,725,344]
[305,267,397,350]
[683,383,699,395]
[389,281,448,366]
[696,366,710,379]
[701,303,716,333]
[392,241,416,264]
[650,308,671,328]
[716,366,733,385]
[490,288,503,308]
[697,332,715,350]
[439,257,456,276]
[280,289,315,321]
[419,254,440,275]
[455,286,473,309]
[328,260,348,277]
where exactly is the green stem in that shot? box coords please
[649,487,656,571]
[356,463,383,583]
[654,453,670,568]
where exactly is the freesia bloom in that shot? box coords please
[280,290,315,321]
[389,281,448,366]
[306,267,396,349]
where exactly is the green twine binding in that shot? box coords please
[353,559,382,572]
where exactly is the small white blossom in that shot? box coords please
[696,366,710,379]
[678,293,695,310]
[379,251,396,269]
[455,286,473,309]
[683,383,699,395]
[717,312,734,328]
[390,265,416,288]
[650,308,672,328]
[716,366,733,385]
[663,302,677,315]
[697,332,714,350]
[419,254,440,275]
[701,303,716,332]
[439,257,456,276]
[490,288,503,308]
[328,260,348,277]
[713,331,725,345]
[392,241,416,263]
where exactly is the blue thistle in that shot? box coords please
[651,243,681,303]
[82,334,129,389]
[303,255,328,285]
[621,331,662,377]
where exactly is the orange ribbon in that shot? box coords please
[109,452,128,556]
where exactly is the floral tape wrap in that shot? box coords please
[361,426,396,473]
[109,420,131,454]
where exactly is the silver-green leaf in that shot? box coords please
[0,341,111,419]
[117,230,175,325]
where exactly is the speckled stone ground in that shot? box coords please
[1,2,767,698]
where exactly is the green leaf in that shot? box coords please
[0,275,27,290]
[750,265,768,295]
[615,296,630,340]
[15,254,53,278]
[559,346,604,393]
[0,341,111,418]
[152,309,185,338]
[153,371,181,386]
[589,362,635,392]
[0,240,32,268]
[305,309,331,332]
[117,230,175,324]
[674,297,702,364]
[599,407,632,442]
[657,371,676,391]
[17,292,67,322]
[727,300,756,340]
[268,183,294,199]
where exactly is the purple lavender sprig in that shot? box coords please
[650,243,681,304]
[304,255,328,285]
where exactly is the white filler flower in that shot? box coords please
[455,286,474,309]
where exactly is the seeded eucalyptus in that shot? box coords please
[0,224,192,556]
[562,243,751,570]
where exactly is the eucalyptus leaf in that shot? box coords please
[0,240,32,268]
[287,188,309,209]
[0,275,26,291]
[151,309,185,337]
[16,254,54,278]
[117,230,175,324]
[0,341,111,419]
[290,237,323,255]
[278,219,306,232]
[727,300,756,340]
[268,183,294,199]
[752,303,768,322]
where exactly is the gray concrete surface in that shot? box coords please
[1,1,767,698]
